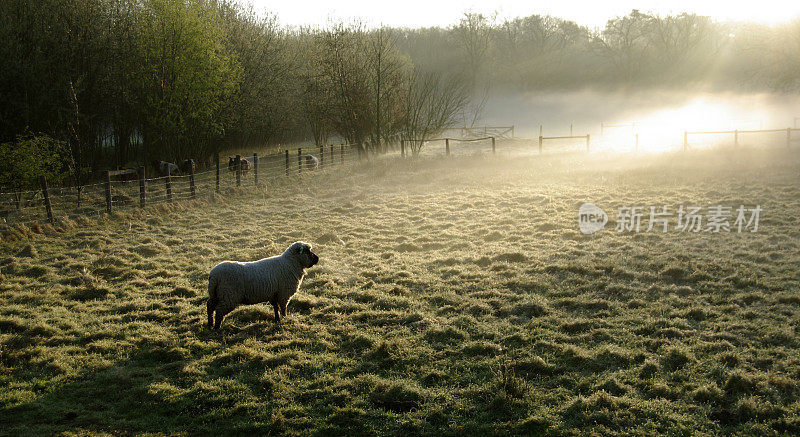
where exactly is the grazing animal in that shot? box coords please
[180,159,196,174]
[228,157,251,176]
[207,241,319,330]
[302,154,319,170]
[152,160,180,177]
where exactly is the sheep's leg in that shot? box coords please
[279,301,287,318]
[214,306,231,330]
[272,302,281,324]
[206,297,218,329]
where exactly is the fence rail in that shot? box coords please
[399,136,497,157]
[538,134,591,153]
[1,145,360,230]
[443,126,515,139]
[601,122,637,136]
[3,124,799,232]
[684,128,799,151]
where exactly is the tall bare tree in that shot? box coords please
[401,70,470,156]
[367,27,408,152]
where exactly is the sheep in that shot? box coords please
[227,156,251,176]
[207,241,319,330]
[152,160,179,177]
[179,159,196,174]
[302,154,319,170]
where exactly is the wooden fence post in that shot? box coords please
[340,144,345,163]
[104,170,112,214]
[330,145,334,165]
[39,176,53,224]
[138,167,146,207]
[401,140,405,157]
[570,124,573,136]
[284,150,289,175]
[215,153,220,193]
[684,132,688,152]
[538,136,543,154]
[491,137,496,154]
[165,172,172,202]
[189,159,196,198]
[539,125,543,137]
[586,134,591,153]
[235,155,241,186]
[319,145,324,167]
[734,130,739,148]
[298,148,302,173]
[253,153,258,185]
[445,138,450,156]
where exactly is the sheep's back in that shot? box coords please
[210,256,293,304]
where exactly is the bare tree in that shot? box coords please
[453,12,493,88]
[366,27,407,153]
[643,13,724,80]
[401,70,470,156]
[295,29,333,147]
[316,23,373,156]
[593,10,651,82]
[765,19,800,91]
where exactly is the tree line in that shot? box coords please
[1,1,798,190]
[411,10,800,92]
[0,0,471,191]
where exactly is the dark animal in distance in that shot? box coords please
[228,157,251,176]
[180,159,196,175]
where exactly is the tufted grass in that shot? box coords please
[1,146,799,434]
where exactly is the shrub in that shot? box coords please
[0,133,70,207]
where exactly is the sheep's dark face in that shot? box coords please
[289,241,319,268]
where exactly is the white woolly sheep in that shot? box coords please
[302,154,319,170]
[207,241,319,329]
[152,160,180,176]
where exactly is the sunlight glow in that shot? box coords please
[596,97,771,154]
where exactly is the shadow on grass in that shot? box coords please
[0,338,282,435]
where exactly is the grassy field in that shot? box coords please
[1,146,799,435]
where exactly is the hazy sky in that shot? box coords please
[249,0,800,29]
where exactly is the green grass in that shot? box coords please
[1,146,800,435]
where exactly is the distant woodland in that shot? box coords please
[2,0,799,188]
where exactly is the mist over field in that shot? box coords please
[1,0,800,435]
[484,91,800,137]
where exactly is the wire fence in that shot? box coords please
[2,125,798,233]
[0,144,361,231]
